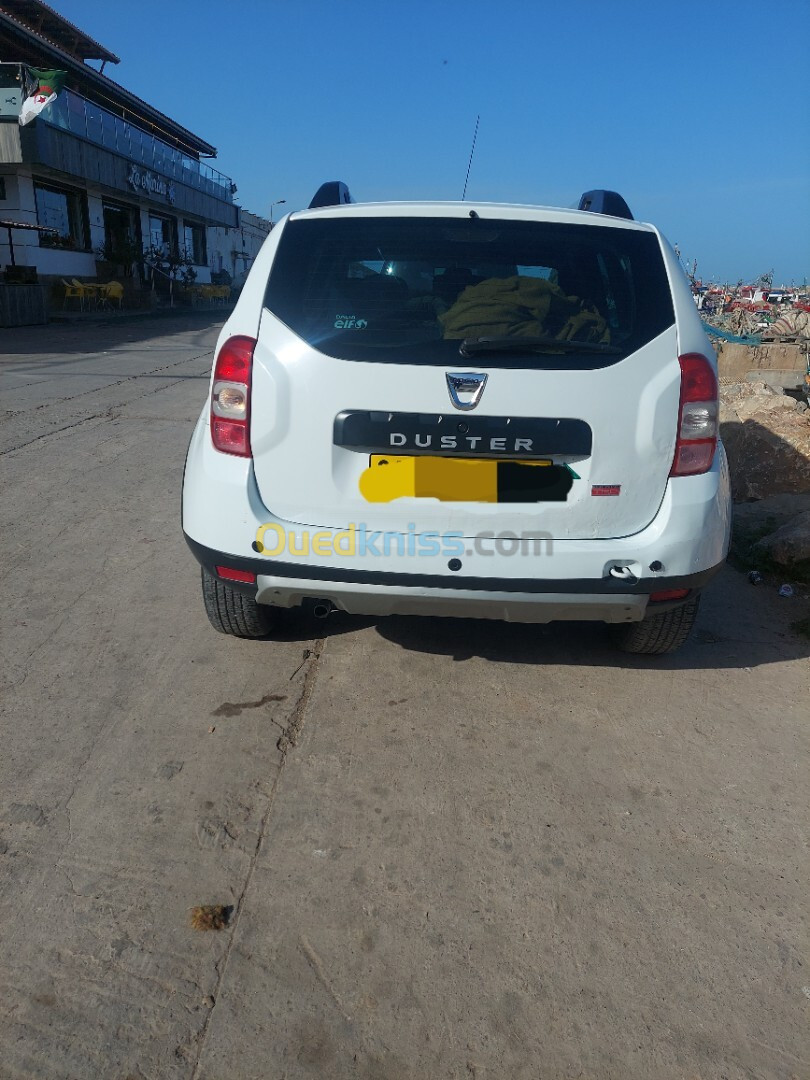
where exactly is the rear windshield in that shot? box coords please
[263,216,674,368]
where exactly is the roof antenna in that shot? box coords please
[461,114,480,201]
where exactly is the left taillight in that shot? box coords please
[670,353,719,477]
[210,335,256,457]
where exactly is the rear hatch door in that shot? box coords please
[251,210,678,540]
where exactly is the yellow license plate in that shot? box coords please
[359,455,552,503]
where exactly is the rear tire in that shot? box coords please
[613,595,701,655]
[201,567,275,638]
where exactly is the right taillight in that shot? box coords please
[210,335,256,457]
[670,353,718,477]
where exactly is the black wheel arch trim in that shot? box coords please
[185,533,723,598]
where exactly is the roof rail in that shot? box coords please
[309,181,354,209]
[577,190,633,220]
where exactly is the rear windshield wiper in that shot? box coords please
[459,335,622,357]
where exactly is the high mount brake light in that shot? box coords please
[670,353,718,477]
[210,335,256,457]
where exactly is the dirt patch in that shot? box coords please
[212,693,287,718]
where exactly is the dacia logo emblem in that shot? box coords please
[446,372,487,411]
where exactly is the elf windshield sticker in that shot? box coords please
[334,315,368,329]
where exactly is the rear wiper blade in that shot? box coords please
[459,335,621,356]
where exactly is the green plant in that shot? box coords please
[43,232,80,250]
[178,249,198,286]
[142,244,197,305]
[95,236,141,276]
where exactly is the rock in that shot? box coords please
[735,394,796,420]
[719,378,770,401]
[731,493,810,565]
[720,380,810,500]
[753,511,810,571]
[733,492,810,532]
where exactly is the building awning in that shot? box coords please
[0,0,119,63]
[0,219,56,230]
[1,218,56,265]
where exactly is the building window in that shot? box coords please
[148,213,176,256]
[34,181,89,250]
[183,221,206,265]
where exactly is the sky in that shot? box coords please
[64,0,810,285]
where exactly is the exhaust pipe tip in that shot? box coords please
[312,600,335,620]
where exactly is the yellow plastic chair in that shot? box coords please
[62,278,84,310]
[101,281,124,309]
[72,278,101,308]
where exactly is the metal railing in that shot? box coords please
[42,87,235,202]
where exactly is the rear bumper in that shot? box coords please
[182,411,731,623]
[185,534,722,623]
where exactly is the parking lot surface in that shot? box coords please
[1,315,808,1079]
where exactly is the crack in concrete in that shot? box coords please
[2,581,97,694]
[299,933,352,1023]
[23,351,212,413]
[0,410,118,456]
[189,639,326,1080]
[0,362,211,456]
[277,646,324,755]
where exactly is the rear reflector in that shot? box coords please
[670,353,718,477]
[649,588,689,602]
[210,336,256,457]
[216,566,256,584]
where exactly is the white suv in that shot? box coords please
[182,185,731,653]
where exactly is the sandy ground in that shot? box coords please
[1,314,808,1079]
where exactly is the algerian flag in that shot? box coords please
[19,68,67,127]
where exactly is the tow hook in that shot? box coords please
[608,565,639,584]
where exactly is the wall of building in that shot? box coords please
[20,119,237,228]
[206,210,271,287]
[0,166,97,275]
[0,168,20,207]
[0,166,31,266]
[1,161,221,283]
[3,113,268,294]
[26,244,96,277]
[2,81,240,285]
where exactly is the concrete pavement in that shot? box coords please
[1,315,808,1079]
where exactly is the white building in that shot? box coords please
[207,210,272,287]
[0,2,267,296]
